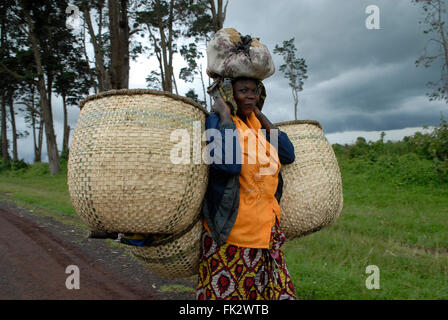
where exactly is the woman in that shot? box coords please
[197,77,297,300]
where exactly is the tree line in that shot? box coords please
[0,0,229,175]
[1,0,445,176]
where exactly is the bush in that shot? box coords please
[0,158,10,172]
[407,116,448,180]
[60,149,69,162]
[332,116,448,185]
[11,159,28,171]
[25,162,50,176]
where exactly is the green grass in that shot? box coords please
[0,157,447,299]
[159,284,196,294]
[0,162,76,216]
[283,155,448,300]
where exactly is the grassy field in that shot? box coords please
[285,152,448,299]
[1,155,447,299]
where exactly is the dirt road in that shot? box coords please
[0,198,196,300]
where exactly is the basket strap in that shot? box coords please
[141,213,203,247]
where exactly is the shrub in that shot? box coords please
[0,158,10,172]
[25,162,50,176]
[407,115,448,180]
[11,159,28,171]
[332,120,448,185]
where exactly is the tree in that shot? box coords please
[17,82,44,162]
[54,56,91,156]
[80,0,112,92]
[179,43,207,107]
[413,0,448,102]
[79,0,144,91]
[108,0,130,89]
[18,0,61,174]
[136,0,216,94]
[3,0,82,174]
[145,70,163,90]
[185,88,206,106]
[136,0,181,93]
[207,0,229,32]
[0,0,16,164]
[180,1,225,107]
[274,38,308,120]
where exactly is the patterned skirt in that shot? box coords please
[196,221,296,300]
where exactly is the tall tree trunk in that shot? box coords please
[172,73,179,95]
[108,0,129,89]
[47,73,54,122]
[147,26,165,89]
[81,18,97,94]
[1,94,9,162]
[30,85,42,163]
[199,63,207,108]
[436,0,448,91]
[166,0,175,93]
[24,9,60,175]
[292,88,298,120]
[83,6,111,92]
[153,0,174,93]
[35,118,43,163]
[0,2,9,163]
[209,0,229,31]
[7,93,18,161]
[31,107,37,161]
[62,94,69,154]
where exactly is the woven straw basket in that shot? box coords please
[68,89,209,234]
[129,216,203,278]
[276,120,343,239]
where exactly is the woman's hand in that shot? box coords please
[211,97,233,125]
[211,97,231,115]
[254,108,276,134]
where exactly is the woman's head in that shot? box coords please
[232,77,261,119]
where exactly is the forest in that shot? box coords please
[0,0,230,175]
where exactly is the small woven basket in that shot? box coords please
[276,120,343,239]
[68,89,209,234]
[129,217,203,278]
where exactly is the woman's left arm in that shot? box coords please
[254,109,296,165]
[253,108,275,134]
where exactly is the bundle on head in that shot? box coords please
[206,28,275,81]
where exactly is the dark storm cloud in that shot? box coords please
[223,0,447,133]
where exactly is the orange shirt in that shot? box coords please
[205,112,282,249]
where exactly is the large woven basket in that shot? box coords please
[129,217,203,278]
[276,120,343,239]
[68,89,209,234]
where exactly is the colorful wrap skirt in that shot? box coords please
[196,220,296,300]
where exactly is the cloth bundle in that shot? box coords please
[206,28,275,81]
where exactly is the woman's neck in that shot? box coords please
[237,113,250,125]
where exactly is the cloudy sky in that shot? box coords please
[10,0,447,162]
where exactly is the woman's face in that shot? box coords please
[233,79,260,119]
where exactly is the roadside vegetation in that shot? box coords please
[1,118,447,299]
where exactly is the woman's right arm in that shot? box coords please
[205,98,242,175]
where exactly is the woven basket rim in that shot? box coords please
[79,88,209,115]
[275,120,322,129]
